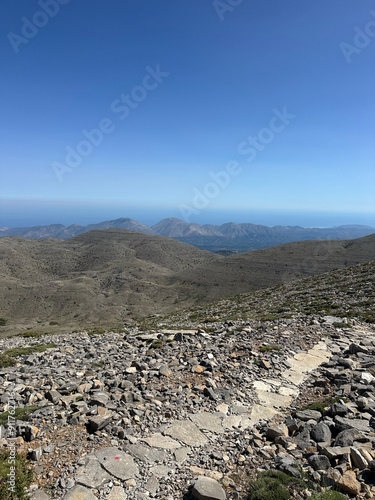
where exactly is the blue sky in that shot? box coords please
[1,0,374,227]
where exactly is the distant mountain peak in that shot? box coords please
[0,217,373,253]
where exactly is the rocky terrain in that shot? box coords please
[0,261,375,499]
[0,230,374,333]
[1,217,373,253]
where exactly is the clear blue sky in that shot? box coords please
[1,0,374,227]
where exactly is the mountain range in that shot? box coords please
[0,217,374,252]
[0,229,374,333]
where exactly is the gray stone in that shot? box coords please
[192,476,226,500]
[350,446,368,469]
[88,413,112,431]
[308,454,331,471]
[321,446,351,460]
[45,390,61,404]
[174,447,190,463]
[295,409,321,421]
[349,343,369,355]
[159,364,172,376]
[30,491,51,500]
[266,423,288,440]
[63,484,97,500]
[190,412,224,434]
[107,486,127,500]
[75,455,111,488]
[143,433,181,449]
[145,476,159,495]
[149,464,171,478]
[29,447,43,461]
[334,428,363,447]
[89,391,109,406]
[95,447,139,481]
[126,443,165,463]
[335,416,371,433]
[311,422,331,443]
[165,420,208,447]
[276,456,301,478]
[330,403,349,416]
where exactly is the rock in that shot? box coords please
[308,454,331,471]
[329,402,349,417]
[266,423,288,440]
[29,447,43,461]
[285,416,298,433]
[75,455,111,488]
[295,409,321,421]
[107,486,127,500]
[145,476,159,495]
[95,447,139,481]
[159,364,172,376]
[349,343,369,355]
[276,456,302,478]
[311,422,331,443]
[165,420,208,447]
[190,412,224,434]
[89,391,109,406]
[350,447,368,469]
[87,413,112,431]
[30,490,51,499]
[192,476,226,500]
[126,443,165,463]
[334,428,363,447]
[335,416,371,433]
[321,446,351,460]
[143,433,181,449]
[63,484,97,500]
[337,470,361,496]
[45,390,61,404]
[24,425,39,442]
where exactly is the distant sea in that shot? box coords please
[0,200,374,229]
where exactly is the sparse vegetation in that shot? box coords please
[247,470,305,500]
[49,321,59,325]
[0,318,7,326]
[332,322,352,329]
[0,450,33,500]
[260,345,281,353]
[296,396,347,415]
[310,492,348,500]
[0,405,40,426]
[2,344,57,359]
[87,328,106,336]
[0,355,16,368]
[147,340,164,349]
[16,331,43,339]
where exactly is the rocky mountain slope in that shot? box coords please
[0,261,375,499]
[0,231,374,333]
[1,217,373,252]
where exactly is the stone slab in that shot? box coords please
[95,447,138,481]
[165,420,208,447]
[190,412,224,434]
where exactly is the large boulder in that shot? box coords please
[192,476,226,500]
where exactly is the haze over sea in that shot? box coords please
[0,199,374,230]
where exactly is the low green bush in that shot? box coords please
[87,328,106,336]
[0,405,40,426]
[2,344,56,358]
[310,491,348,500]
[16,331,43,339]
[260,345,281,353]
[248,470,305,500]
[0,355,16,368]
[0,449,33,500]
